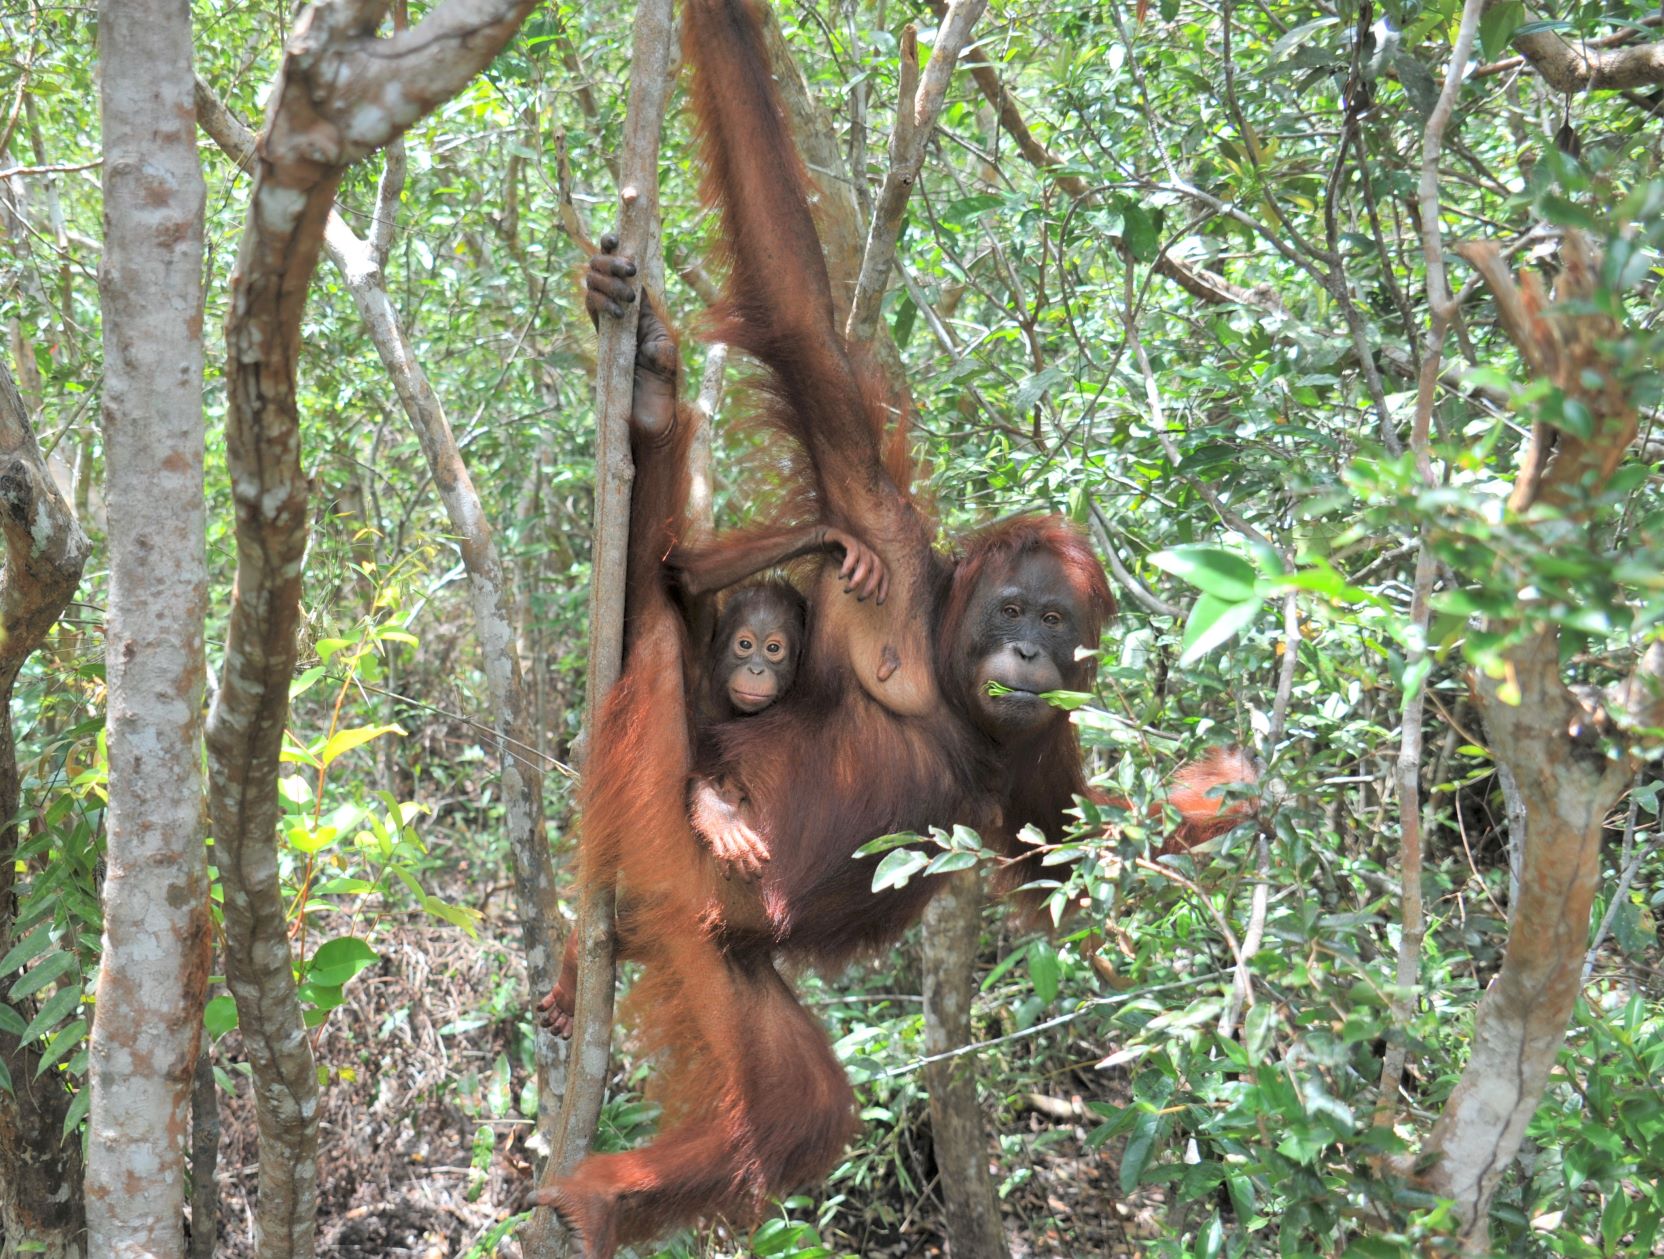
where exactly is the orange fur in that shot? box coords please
[538,4,1243,1253]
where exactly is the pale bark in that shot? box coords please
[845,0,988,348]
[1505,4,1664,93]
[1411,236,1655,1250]
[85,0,210,1252]
[0,357,90,1258]
[200,2,540,1254]
[541,9,676,1238]
[195,80,566,1155]
[922,873,1009,1259]
[324,197,568,1153]
[1376,0,1486,1131]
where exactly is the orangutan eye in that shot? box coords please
[1042,611,1063,628]
[737,637,754,652]
[1002,603,1021,619]
[766,641,783,656]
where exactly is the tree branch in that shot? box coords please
[845,0,988,347]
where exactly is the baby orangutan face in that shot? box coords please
[710,582,805,717]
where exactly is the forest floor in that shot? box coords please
[209,901,1161,1257]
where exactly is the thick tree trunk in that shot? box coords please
[922,873,1009,1259]
[0,360,90,1257]
[84,0,211,1252]
[1425,634,1627,1249]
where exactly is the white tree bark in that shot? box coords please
[85,0,211,1252]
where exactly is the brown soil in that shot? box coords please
[205,914,1147,1258]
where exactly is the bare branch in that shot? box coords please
[1376,0,1487,1149]
[1513,21,1664,93]
[845,1,988,347]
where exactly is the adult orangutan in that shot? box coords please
[532,1,1251,1251]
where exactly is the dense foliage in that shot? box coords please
[2,0,1662,1254]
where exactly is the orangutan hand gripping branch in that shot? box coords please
[532,2,1252,1252]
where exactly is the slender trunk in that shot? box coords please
[922,873,1009,1259]
[85,0,211,1249]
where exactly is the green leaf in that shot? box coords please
[1013,365,1068,413]
[0,1055,10,1096]
[1028,940,1061,1004]
[287,825,341,855]
[318,724,405,768]
[21,984,82,1045]
[1150,545,1258,601]
[854,831,924,859]
[1180,593,1263,665]
[1479,0,1524,60]
[923,850,979,876]
[289,666,328,699]
[305,937,379,988]
[314,636,355,663]
[1122,203,1160,262]
[0,925,54,975]
[871,847,930,893]
[0,1004,24,1037]
[204,995,239,1038]
[62,1083,90,1139]
[422,896,483,939]
[35,1018,88,1076]
[1119,1108,1161,1193]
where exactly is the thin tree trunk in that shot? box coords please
[320,213,567,1142]
[0,359,90,1258]
[200,4,540,1254]
[85,0,211,1251]
[540,12,676,1247]
[1409,235,1657,1251]
[922,873,1009,1259]
[190,1045,220,1259]
[193,82,568,1159]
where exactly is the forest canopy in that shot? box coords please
[1,0,1662,1255]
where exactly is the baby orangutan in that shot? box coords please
[689,580,806,880]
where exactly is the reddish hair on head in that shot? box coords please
[942,514,1116,655]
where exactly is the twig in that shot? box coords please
[844,0,988,347]
[874,969,1230,1079]
[0,158,101,179]
[1375,0,1486,1131]
[1583,786,1646,980]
